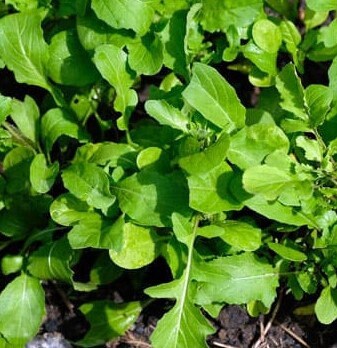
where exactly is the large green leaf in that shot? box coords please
[182,63,245,132]
[48,29,99,86]
[188,162,242,214]
[145,214,214,348]
[194,253,278,308]
[0,274,45,346]
[114,171,190,227]
[0,11,50,91]
[91,0,156,35]
[27,237,74,283]
[41,108,89,153]
[77,301,142,347]
[10,96,39,144]
[227,123,289,169]
[200,0,263,32]
[30,154,59,194]
[62,162,115,212]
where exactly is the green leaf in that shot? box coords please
[5,0,38,11]
[318,19,337,48]
[3,146,35,193]
[0,94,12,124]
[0,11,51,91]
[10,96,39,144]
[62,162,115,212]
[305,84,333,127]
[127,33,163,75]
[109,222,159,269]
[41,108,89,153]
[188,162,242,214]
[200,0,263,32]
[93,44,137,128]
[179,133,229,175]
[48,29,99,86]
[77,301,142,347]
[27,237,74,283]
[243,165,294,201]
[228,123,289,170]
[182,63,245,131]
[306,0,337,11]
[218,221,262,251]
[91,0,156,35]
[296,136,322,162]
[136,147,170,172]
[194,253,278,308]
[1,255,23,275]
[145,214,215,348]
[252,19,282,53]
[315,286,337,324]
[50,193,96,226]
[275,63,307,120]
[268,242,307,262]
[242,41,277,75]
[0,274,45,346]
[30,154,59,193]
[280,21,302,69]
[304,9,328,30]
[145,100,189,132]
[114,171,190,227]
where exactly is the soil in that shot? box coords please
[28,281,337,348]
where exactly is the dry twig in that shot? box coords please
[275,321,311,348]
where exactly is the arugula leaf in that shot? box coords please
[0,274,45,346]
[30,154,59,193]
[91,0,156,35]
[0,11,51,91]
[145,214,215,348]
[10,96,39,144]
[27,237,74,283]
[145,100,189,133]
[109,221,159,269]
[41,108,89,153]
[194,253,278,308]
[48,29,99,86]
[188,162,242,214]
[77,301,142,347]
[315,286,337,324]
[182,63,245,131]
[127,33,163,75]
[200,0,263,32]
[62,162,115,212]
[306,0,337,11]
[252,19,282,54]
[268,242,307,262]
[114,171,190,227]
[296,136,322,162]
[0,94,12,124]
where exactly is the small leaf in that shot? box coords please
[279,21,302,69]
[145,100,189,132]
[275,63,307,120]
[315,286,337,324]
[252,19,282,53]
[109,222,159,269]
[0,274,45,346]
[243,165,294,201]
[182,63,245,132]
[27,237,74,283]
[268,242,307,262]
[10,96,39,144]
[296,136,322,162]
[77,301,142,347]
[188,162,242,214]
[91,0,156,35]
[30,154,59,193]
[0,94,12,124]
[194,253,278,308]
[41,108,89,153]
[306,0,337,11]
[114,171,190,227]
[62,163,115,212]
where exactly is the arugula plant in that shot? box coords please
[1,0,337,347]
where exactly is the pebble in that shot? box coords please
[26,333,72,348]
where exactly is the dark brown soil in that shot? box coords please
[31,282,337,348]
